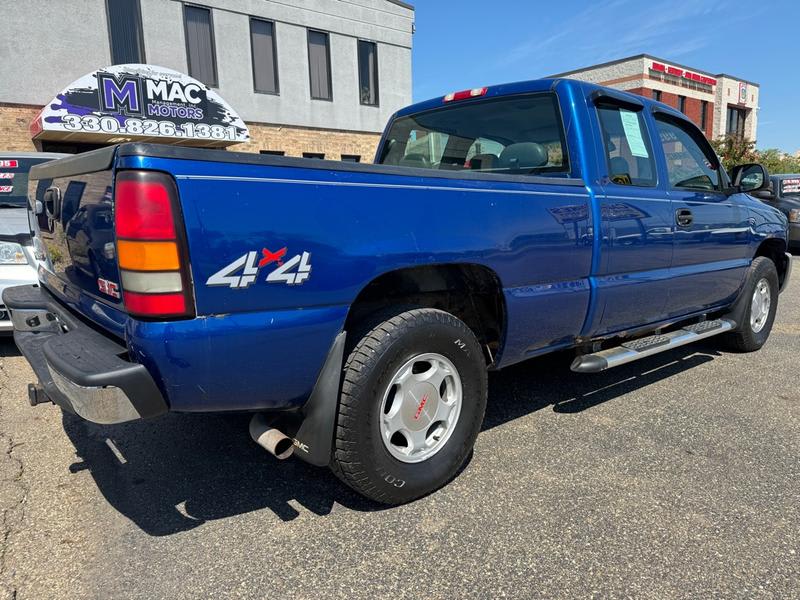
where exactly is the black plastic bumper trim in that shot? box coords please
[2,284,168,421]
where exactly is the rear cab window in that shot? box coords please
[0,157,52,208]
[378,93,569,177]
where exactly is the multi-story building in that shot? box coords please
[0,0,414,162]
[551,54,760,142]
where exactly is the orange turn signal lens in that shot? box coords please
[117,240,180,271]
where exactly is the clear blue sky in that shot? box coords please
[411,0,799,152]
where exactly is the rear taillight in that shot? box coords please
[115,170,194,319]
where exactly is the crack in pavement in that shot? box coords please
[0,356,29,600]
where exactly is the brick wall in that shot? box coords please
[0,104,383,163]
[233,122,382,162]
[0,104,39,152]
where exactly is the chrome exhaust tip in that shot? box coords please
[249,413,294,460]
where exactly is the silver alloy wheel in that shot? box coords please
[379,353,463,464]
[750,278,772,334]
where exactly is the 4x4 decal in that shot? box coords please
[207,247,312,289]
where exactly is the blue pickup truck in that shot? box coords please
[4,78,792,504]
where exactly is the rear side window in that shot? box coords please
[378,94,569,176]
[596,104,656,187]
[655,116,720,191]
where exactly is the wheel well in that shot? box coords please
[755,238,789,288]
[344,264,506,365]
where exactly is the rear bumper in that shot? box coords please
[2,284,167,424]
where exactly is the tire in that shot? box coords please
[331,308,487,505]
[722,256,779,352]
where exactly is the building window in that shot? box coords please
[308,30,332,100]
[700,100,708,131]
[303,152,325,159]
[678,95,686,113]
[250,18,279,95]
[106,0,145,64]
[652,89,662,102]
[260,150,285,156]
[184,5,218,87]
[341,154,361,162]
[358,40,379,106]
[726,106,747,137]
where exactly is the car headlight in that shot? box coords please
[0,241,28,265]
[789,209,800,224]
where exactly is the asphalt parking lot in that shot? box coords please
[1,260,798,599]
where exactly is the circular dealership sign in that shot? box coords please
[30,64,249,147]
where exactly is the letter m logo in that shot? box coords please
[97,72,143,115]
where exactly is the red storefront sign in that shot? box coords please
[651,62,716,87]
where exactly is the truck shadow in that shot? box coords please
[61,343,721,536]
[0,337,21,357]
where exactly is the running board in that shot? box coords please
[571,319,735,373]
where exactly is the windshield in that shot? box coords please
[0,157,57,208]
[780,178,800,197]
[378,93,569,176]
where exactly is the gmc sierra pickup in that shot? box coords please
[4,78,792,504]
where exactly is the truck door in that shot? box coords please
[652,113,750,317]
[589,96,675,336]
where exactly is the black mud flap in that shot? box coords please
[283,332,346,467]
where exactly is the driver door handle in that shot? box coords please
[676,208,693,227]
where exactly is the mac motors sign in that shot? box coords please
[30,64,249,147]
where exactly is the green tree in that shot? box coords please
[710,134,757,172]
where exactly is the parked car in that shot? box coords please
[751,174,800,249]
[0,152,66,332]
[3,79,792,505]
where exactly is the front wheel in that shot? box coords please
[723,256,779,352]
[331,309,488,505]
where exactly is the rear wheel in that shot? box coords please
[723,257,779,352]
[331,308,487,504]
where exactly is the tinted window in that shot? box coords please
[656,116,720,191]
[184,5,217,86]
[358,40,379,106]
[726,106,746,137]
[596,105,656,186]
[250,19,278,94]
[0,158,56,208]
[378,94,569,175]
[308,31,332,100]
[107,0,145,64]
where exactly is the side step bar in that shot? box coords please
[571,319,735,373]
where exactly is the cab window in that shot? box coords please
[596,104,657,187]
[378,93,569,176]
[655,116,720,191]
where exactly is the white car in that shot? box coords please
[0,152,67,332]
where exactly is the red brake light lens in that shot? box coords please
[115,178,177,239]
[122,291,187,316]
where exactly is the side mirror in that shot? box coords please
[730,163,769,193]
